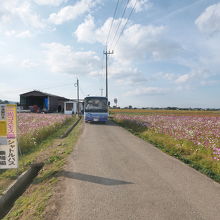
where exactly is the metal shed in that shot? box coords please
[20,90,69,113]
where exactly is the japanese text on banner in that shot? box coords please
[0,104,18,169]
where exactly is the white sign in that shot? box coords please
[0,104,18,169]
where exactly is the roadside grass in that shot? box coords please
[113,119,220,183]
[0,117,74,190]
[1,117,82,220]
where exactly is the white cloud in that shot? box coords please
[0,54,16,65]
[75,16,164,45]
[0,55,38,69]
[159,72,176,81]
[74,15,96,43]
[77,15,185,69]
[75,16,180,65]
[5,30,32,38]
[114,23,167,63]
[21,59,38,68]
[125,87,168,96]
[175,74,191,83]
[34,0,68,6]
[109,64,139,77]
[75,16,184,88]
[16,30,32,38]
[0,0,46,29]
[115,75,148,86]
[48,0,98,25]
[42,42,100,75]
[75,16,127,45]
[0,15,11,24]
[119,23,165,45]
[15,2,46,29]
[195,3,220,34]
[174,66,213,85]
[128,0,152,13]
[89,57,139,81]
[5,30,17,37]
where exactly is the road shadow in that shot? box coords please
[59,171,133,186]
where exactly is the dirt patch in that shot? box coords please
[42,174,67,220]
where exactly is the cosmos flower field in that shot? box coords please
[17,113,72,153]
[112,110,220,162]
[18,113,71,136]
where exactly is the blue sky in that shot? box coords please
[0,0,220,108]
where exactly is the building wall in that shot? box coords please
[64,101,76,114]
[64,101,84,114]
[49,96,66,112]
[49,96,58,112]
[20,91,69,113]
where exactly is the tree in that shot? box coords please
[0,99,9,104]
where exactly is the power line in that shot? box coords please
[112,0,137,50]
[108,0,130,50]
[106,0,120,48]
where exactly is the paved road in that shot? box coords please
[56,121,220,220]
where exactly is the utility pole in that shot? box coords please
[104,49,113,101]
[75,78,79,115]
[100,88,104,96]
[77,78,79,115]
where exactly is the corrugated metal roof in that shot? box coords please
[20,90,68,100]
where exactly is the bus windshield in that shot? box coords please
[84,97,108,113]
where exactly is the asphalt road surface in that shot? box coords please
[55,121,220,220]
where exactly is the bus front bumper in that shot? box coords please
[84,113,108,122]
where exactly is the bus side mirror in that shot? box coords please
[108,101,110,106]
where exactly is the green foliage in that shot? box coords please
[120,120,147,133]
[45,155,62,164]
